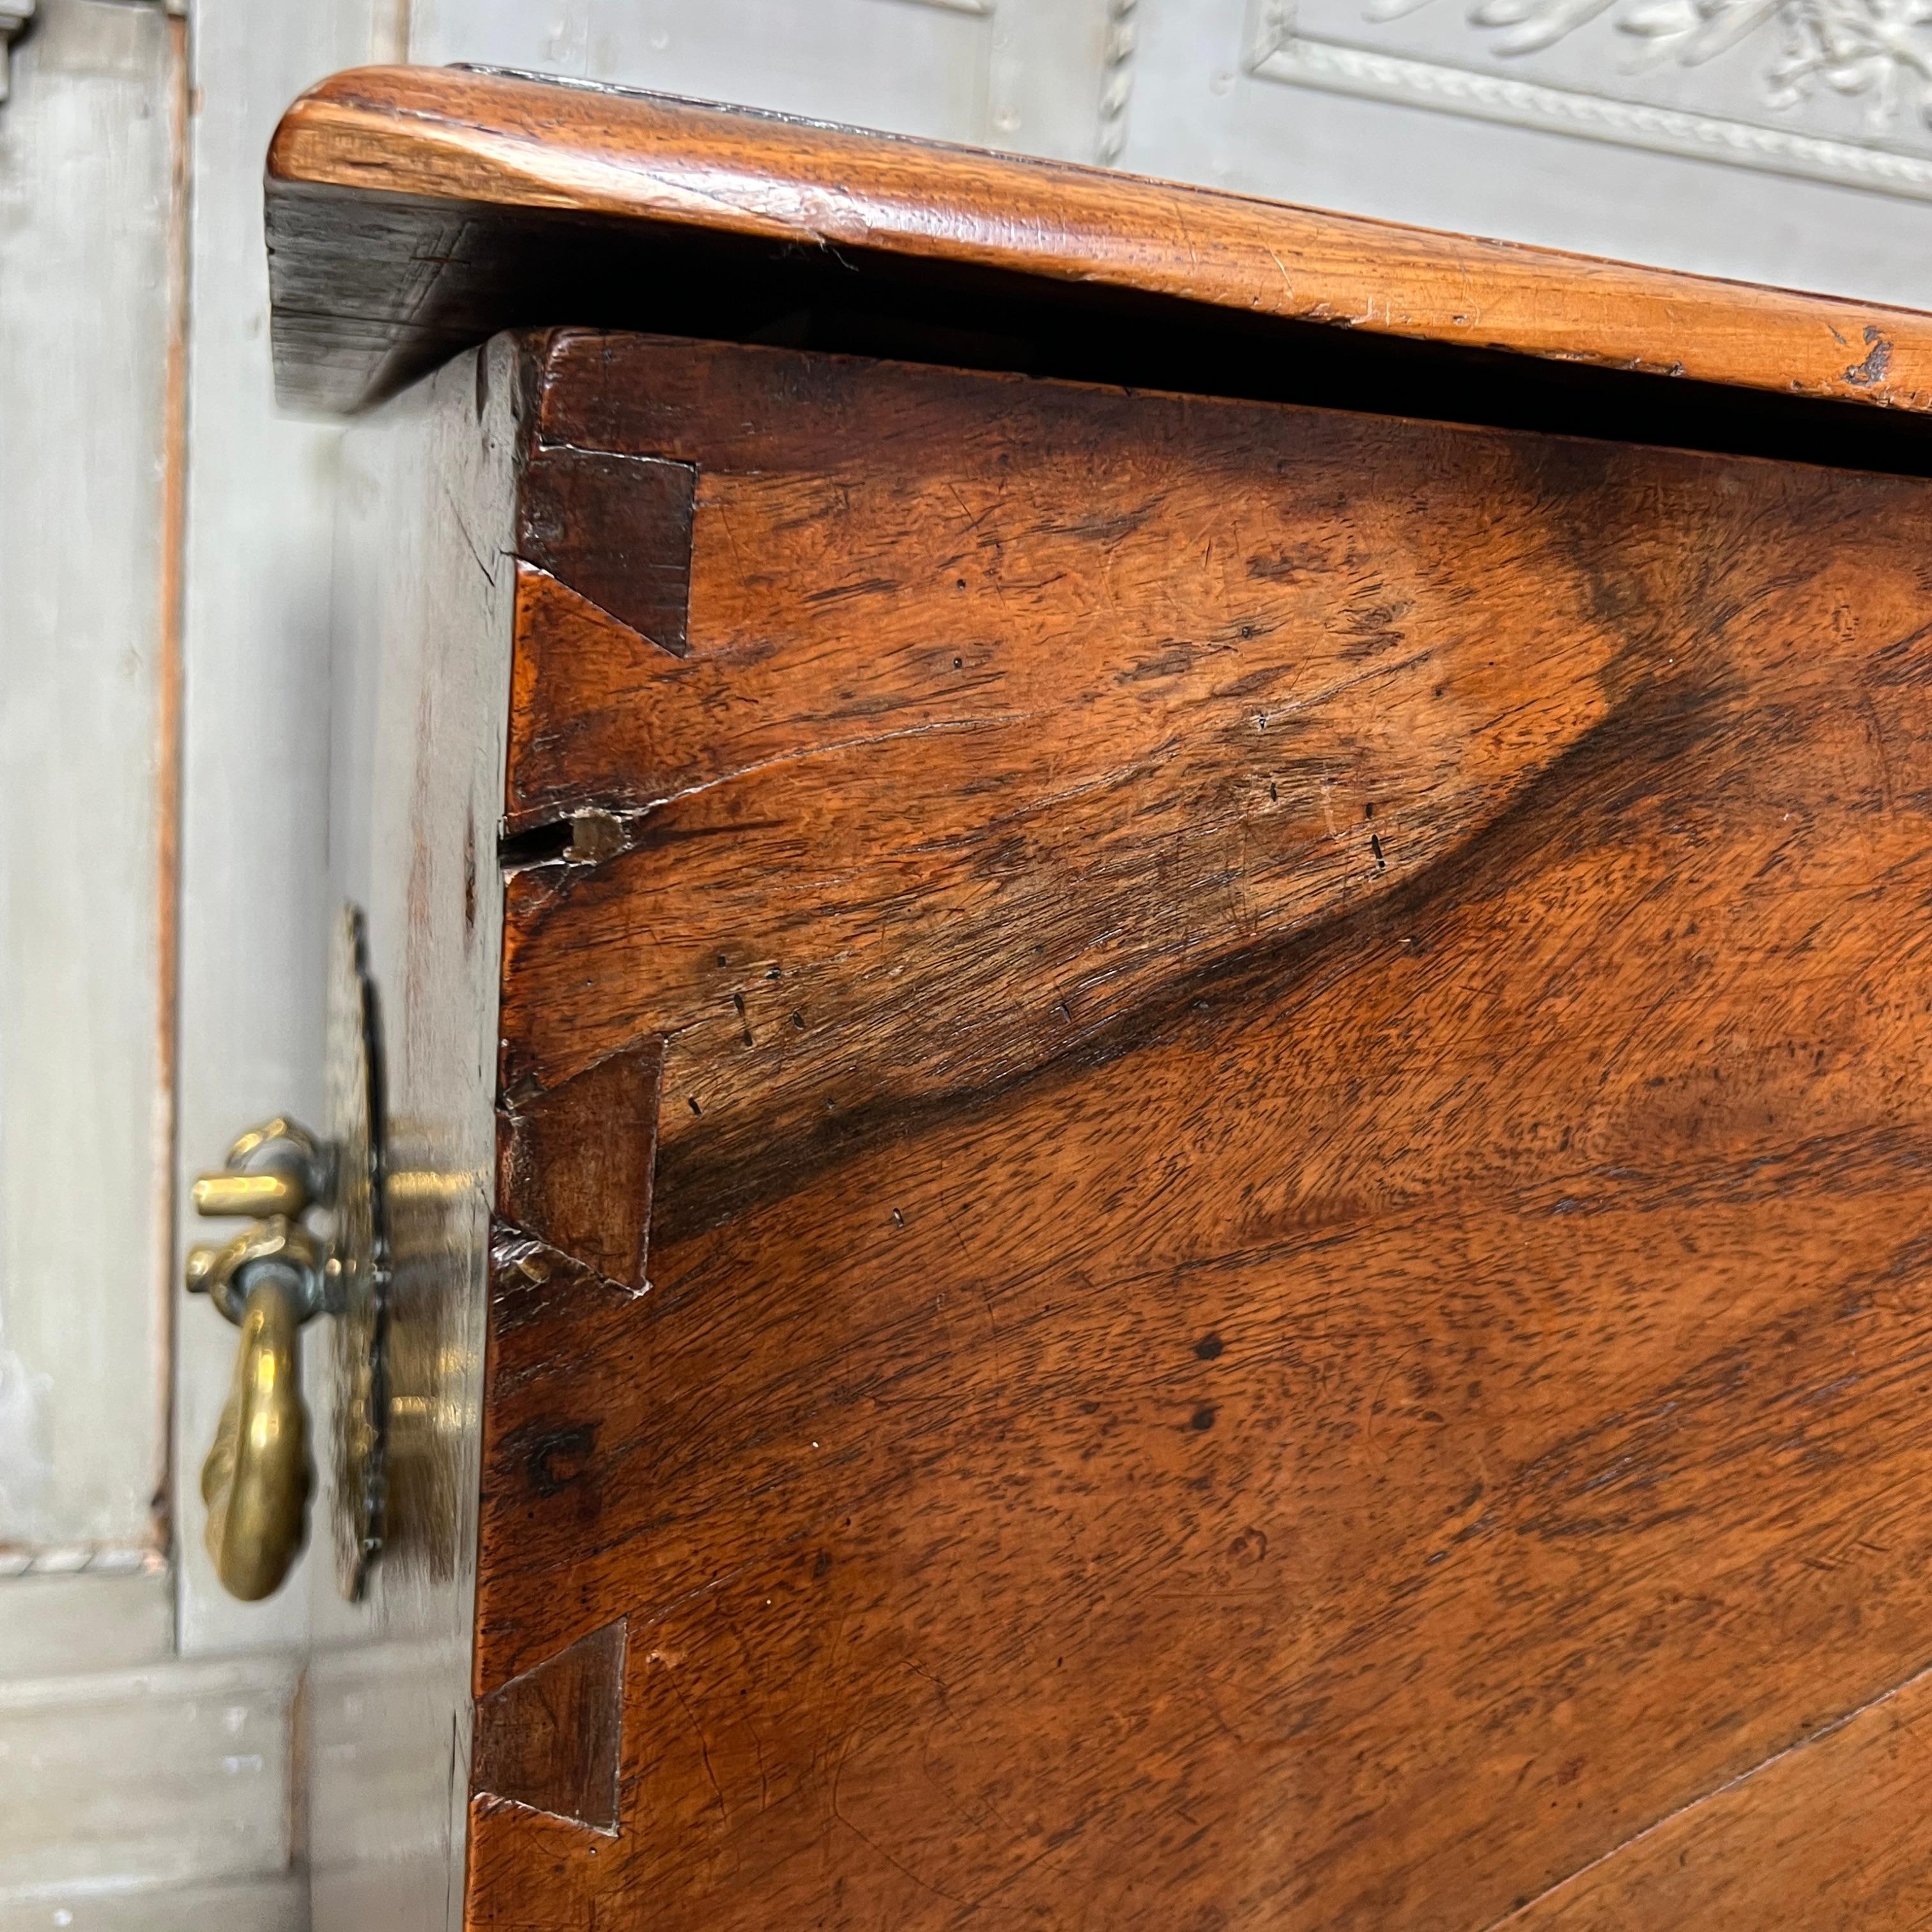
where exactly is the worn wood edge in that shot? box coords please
[316,332,529,1929]
[267,65,1932,417]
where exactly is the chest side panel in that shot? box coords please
[470,331,1932,1930]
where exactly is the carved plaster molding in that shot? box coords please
[1372,0,1932,123]
[1,0,31,105]
[1248,0,1932,202]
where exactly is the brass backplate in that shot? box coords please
[325,902,391,1601]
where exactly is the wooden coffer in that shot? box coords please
[279,66,1932,1932]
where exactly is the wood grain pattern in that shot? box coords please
[468,328,1932,1929]
[503,328,1706,1238]
[266,65,1932,420]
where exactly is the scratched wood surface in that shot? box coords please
[470,328,1932,1929]
[265,66,1932,422]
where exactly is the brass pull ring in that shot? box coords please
[186,914,392,1606]
[202,1273,314,1601]
[187,1142,331,1603]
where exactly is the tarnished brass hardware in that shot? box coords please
[188,1119,335,1597]
[201,1271,312,1602]
[184,1122,335,1604]
[186,905,393,1606]
[190,1215,326,1600]
[184,1216,326,1323]
[192,1117,332,1223]
[192,1169,307,1219]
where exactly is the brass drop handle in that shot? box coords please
[201,1263,312,1601]
[186,1123,335,1602]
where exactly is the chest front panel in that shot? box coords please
[467,330,1932,1929]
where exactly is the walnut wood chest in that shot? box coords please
[261,65,1932,1932]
